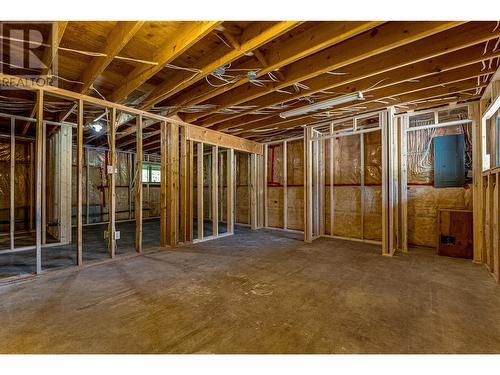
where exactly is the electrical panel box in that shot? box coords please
[433,134,465,188]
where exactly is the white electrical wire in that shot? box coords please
[58,46,107,57]
[164,63,202,73]
[214,33,232,49]
[325,71,349,75]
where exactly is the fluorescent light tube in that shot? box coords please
[279,92,364,119]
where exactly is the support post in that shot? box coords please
[399,115,408,252]
[227,148,235,234]
[167,122,179,246]
[212,145,219,237]
[108,107,117,258]
[283,141,288,230]
[10,118,15,251]
[304,127,313,243]
[42,120,46,245]
[180,126,188,243]
[329,123,335,236]
[263,144,268,228]
[197,142,204,240]
[250,153,258,230]
[187,140,194,242]
[160,121,168,247]
[135,114,143,253]
[360,132,365,240]
[381,110,389,255]
[35,89,43,273]
[470,102,483,263]
[76,99,84,265]
[387,107,398,255]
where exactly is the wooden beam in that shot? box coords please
[470,101,483,262]
[135,114,143,253]
[184,124,263,155]
[41,21,68,77]
[22,21,68,136]
[236,69,493,136]
[139,21,301,110]
[189,21,463,128]
[109,22,221,104]
[207,22,497,131]
[178,21,382,121]
[80,21,144,95]
[76,99,84,265]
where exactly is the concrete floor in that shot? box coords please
[0,226,499,353]
[0,218,227,279]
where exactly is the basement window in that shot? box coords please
[142,163,161,184]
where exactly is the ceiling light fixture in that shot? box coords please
[279,92,364,119]
[90,121,103,133]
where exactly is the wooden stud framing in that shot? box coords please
[197,142,204,240]
[10,118,15,251]
[211,145,219,237]
[42,121,47,245]
[470,101,483,263]
[387,107,398,255]
[160,121,168,246]
[180,126,188,243]
[329,123,335,236]
[360,132,365,240]
[188,140,194,242]
[399,115,409,252]
[493,172,500,281]
[35,90,43,273]
[250,153,258,230]
[263,144,268,228]
[304,127,313,243]
[167,122,179,246]
[135,114,143,253]
[319,138,325,236]
[283,141,288,230]
[108,108,117,258]
[381,110,389,255]
[76,99,84,265]
[227,148,235,234]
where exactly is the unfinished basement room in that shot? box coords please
[2,9,500,361]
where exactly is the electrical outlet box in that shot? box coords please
[104,230,120,240]
[107,165,115,175]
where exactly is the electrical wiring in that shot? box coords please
[115,56,158,66]
[325,71,349,75]
[364,78,388,91]
[58,47,107,57]
[214,33,232,49]
[164,63,202,73]
[48,74,84,85]
[268,72,280,82]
